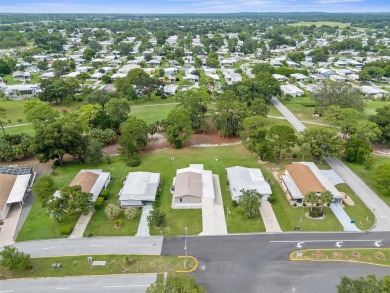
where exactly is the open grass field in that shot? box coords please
[345,156,390,207]
[0,255,196,280]
[336,183,375,231]
[131,103,177,124]
[289,21,351,28]
[291,248,390,267]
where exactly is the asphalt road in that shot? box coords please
[325,157,390,232]
[0,274,157,293]
[270,97,306,132]
[162,233,390,293]
[7,236,163,257]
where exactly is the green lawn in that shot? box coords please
[16,197,80,242]
[4,124,35,136]
[345,156,390,207]
[291,249,390,267]
[2,74,23,85]
[131,103,177,124]
[336,183,375,231]
[0,255,196,280]
[281,95,322,123]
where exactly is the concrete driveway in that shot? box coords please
[259,200,282,232]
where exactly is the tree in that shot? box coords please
[32,175,55,206]
[24,101,60,128]
[127,68,149,84]
[119,117,148,166]
[337,275,390,293]
[105,98,131,127]
[287,51,306,62]
[238,189,262,218]
[338,108,360,140]
[0,133,34,162]
[344,138,372,163]
[254,72,281,99]
[38,78,79,104]
[124,207,137,220]
[176,88,210,131]
[146,273,206,293]
[369,106,390,145]
[51,60,69,77]
[305,191,318,211]
[353,122,382,142]
[85,137,103,165]
[322,105,342,128]
[165,108,193,149]
[212,90,248,137]
[267,125,297,160]
[77,72,90,85]
[47,185,92,222]
[0,106,6,135]
[300,127,344,161]
[0,246,32,272]
[114,77,138,100]
[373,164,390,197]
[313,80,364,114]
[105,203,121,220]
[320,190,333,212]
[147,208,166,228]
[83,48,95,61]
[311,47,329,63]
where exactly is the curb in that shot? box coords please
[176,256,198,273]
[290,248,390,268]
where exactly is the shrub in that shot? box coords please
[100,189,109,200]
[232,200,238,207]
[0,246,32,272]
[293,202,297,207]
[60,225,73,235]
[122,255,136,266]
[268,195,276,205]
[303,203,307,207]
[105,203,121,220]
[292,153,298,159]
[124,207,137,220]
[94,197,104,210]
[126,154,141,167]
[115,219,123,227]
[309,207,324,218]
[147,209,166,228]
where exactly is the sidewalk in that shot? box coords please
[330,203,360,232]
[68,211,94,238]
[260,200,283,232]
[136,203,152,236]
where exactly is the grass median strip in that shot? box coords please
[0,255,197,280]
[290,248,390,267]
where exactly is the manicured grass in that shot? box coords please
[0,255,196,280]
[270,172,343,231]
[131,103,177,124]
[291,249,390,267]
[336,183,375,231]
[2,74,23,85]
[0,100,30,124]
[289,21,351,28]
[3,124,35,136]
[16,197,80,242]
[281,96,322,123]
[345,156,390,207]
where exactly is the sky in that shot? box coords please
[1,0,390,14]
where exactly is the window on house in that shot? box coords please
[180,198,182,203]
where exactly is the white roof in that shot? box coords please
[281,175,304,200]
[360,86,388,95]
[226,166,272,200]
[88,171,110,202]
[119,172,160,202]
[281,84,304,95]
[7,174,31,204]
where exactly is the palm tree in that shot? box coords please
[320,190,333,212]
[305,191,318,211]
[104,203,121,221]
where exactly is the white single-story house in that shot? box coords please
[164,67,178,75]
[270,59,283,67]
[310,74,326,83]
[4,84,41,96]
[40,71,56,80]
[290,73,309,82]
[318,68,334,77]
[0,166,34,220]
[330,75,348,82]
[61,71,80,79]
[54,169,110,203]
[301,61,315,68]
[13,71,30,81]
[183,74,199,83]
[90,72,104,80]
[164,84,179,95]
[226,166,272,202]
[287,61,300,69]
[220,59,235,67]
[280,84,304,97]
[272,74,288,82]
[172,164,216,209]
[360,86,389,98]
[335,69,352,76]
[281,162,343,204]
[118,172,161,208]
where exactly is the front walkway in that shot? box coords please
[330,203,360,232]
[199,175,227,235]
[68,211,94,238]
[0,205,21,245]
[260,200,283,232]
[136,203,152,236]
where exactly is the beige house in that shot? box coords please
[171,164,215,208]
